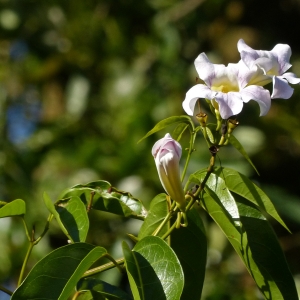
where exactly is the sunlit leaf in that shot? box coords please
[60,180,146,220]
[12,243,107,300]
[201,189,298,300]
[44,193,89,242]
[189,172,240,220]
[0,199,26,218]
[55,196,89,242]
[138,193,169,239]
[229,134,259,175]
[44,192,73,241]
[77,278,132,300]
[171,209,207,299]
[122,236,184,300]
[213,167,289,231]
[138,116,193,143]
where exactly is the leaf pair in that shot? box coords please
[123,236,184,300]
[136,194,207,299]
[60,180,146,219]
[12,243,107,300]
[43,180,147,243]
[189,167,298,300]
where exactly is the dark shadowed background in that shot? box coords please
[1,0,300,299]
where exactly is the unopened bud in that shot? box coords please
[196,113,208,127]
[227,119,239,135]
[152,133,186,211]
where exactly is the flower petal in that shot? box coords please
[254,57,279,74]
[182,84,214,115]
[215,92,243,119]
[282,72,300,84]
[194,53,217,86]
[271,76,294,99]
[236,60,270,87]
[240,85,271,116]
[238,39,259,69]
[271,44,292,74]
[152,133,181,158]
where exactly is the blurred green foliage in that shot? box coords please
[1,0,300,298]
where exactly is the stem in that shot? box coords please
[21,217,31,242]
[87,191,95,213]
[185,152,216,211]
[218,135,226,146]
[18,241,34,286]
[152,202,176,237]
[181,126,197,182]
[82,258,125,278]
[161,220,178,240]
[18,214,54,286]
[71,292,79,300]
[34,214,53,245]
[105,254,124,274]
[0,285,13,296]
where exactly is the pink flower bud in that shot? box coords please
[152,133,186,211]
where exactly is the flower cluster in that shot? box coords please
[183,39,300,119]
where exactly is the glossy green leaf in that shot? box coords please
[189,172,240,221]
[138,115,193,143]
[60,180,146,220]
[138,194,169,239]
[44,192,89,242]
[122,242,141,300]
[171,209,207,300]
[44,192,73,241]
[229,134,259,175]
[55,196,89,242]
[0,199,26,218]
[123,236,184,300]
[12,243,107,300]
[172,123,189,141]
[213,167,289,231]
[78,278,132,300]
[201,189,298,300]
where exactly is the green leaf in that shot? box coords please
[172,123,189,141]
[44,192,73,241]
[60,180,146,220]
[171,209,207,300]
[201,189,298,300]
[189,172,240,221]
[12,243,107,300]
[213,167,290,232]
[138,116,193,143]
[78,278,132,300]
[123,236,184,300]
[56,196,89,242]
[204,126,215,144]
[44,193,89,242]
[229,134,259,175]
[122,242,141,300]
[0,199,26,218]
[138,194,169,239]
